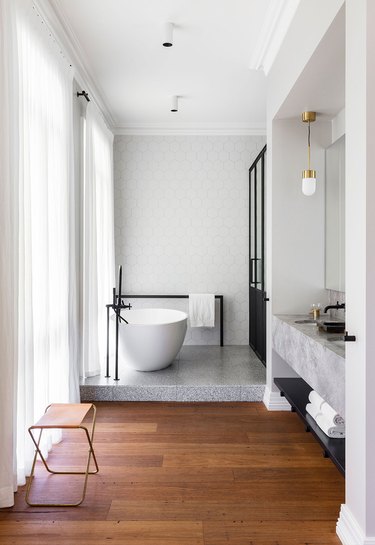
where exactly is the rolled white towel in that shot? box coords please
[308,390,325,411]
[306,403,321,421]
[308,390,345,426]
[320,401,345,426]
[315,413,345,438]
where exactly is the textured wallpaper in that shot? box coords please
[113,135,266,344]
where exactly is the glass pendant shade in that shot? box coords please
[302,169,316,196]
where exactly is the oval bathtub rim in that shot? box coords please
[110,308,188,327]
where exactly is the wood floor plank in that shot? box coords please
[246,431,316,444]
[93,422,158,432]
[157,420,307,434]
[162,452,332,468]
[94,466,235,483]
[107,499,342,521]
[25,466,235,483]
[0,521,203,545]
[90,481,343,503]
[64,431,250,444]
[203,520,342,545]
[45,453,164,468]
[233,466,344,483]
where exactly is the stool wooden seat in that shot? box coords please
[26,403,99,507]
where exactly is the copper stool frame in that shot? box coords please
[25,403,99,507]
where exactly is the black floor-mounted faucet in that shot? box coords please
[114,265,131,324]
[324,301,345,314]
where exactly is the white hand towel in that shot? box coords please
[306,403,321,421]
[315,413,345,438]
[308,390,345,426]
[189,294,215,327]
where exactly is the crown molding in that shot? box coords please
[113,122,266,136]
[34,0,115,129]
[249,0,300,75]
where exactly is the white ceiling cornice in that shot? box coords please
[249,0,300,75]
[34,0,116,129]
[113,122,266,136]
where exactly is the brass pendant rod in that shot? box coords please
[307,121,311,170]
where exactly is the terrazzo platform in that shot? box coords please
[80,346,266,402]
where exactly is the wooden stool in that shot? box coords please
[25,403,99,507]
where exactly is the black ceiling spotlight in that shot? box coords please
[171,95,178,112]
[76,90,90,102]
[163,22,173,47]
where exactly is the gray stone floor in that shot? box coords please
[80,345,266,402]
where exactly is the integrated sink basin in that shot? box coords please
[294,319,316,324]
[318,320,345,333]
[293,318,345,334]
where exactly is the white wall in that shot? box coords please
[332,108,345,143]
[113,134,266,345]
[264,0,345,404]
[271,117,330,315]
[336,1,375,542]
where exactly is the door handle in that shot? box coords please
[344,332,356,342]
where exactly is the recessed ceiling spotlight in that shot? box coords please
[163,22,173,47]
[171,95,178,112]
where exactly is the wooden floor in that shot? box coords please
[0,402,344,545]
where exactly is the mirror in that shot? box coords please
[325,135,345,291]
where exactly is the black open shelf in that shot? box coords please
[274,377,345,476]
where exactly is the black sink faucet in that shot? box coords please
[324,301,345,314]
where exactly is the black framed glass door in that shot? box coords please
[249,145,267,365]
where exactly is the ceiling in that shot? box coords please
[52,0,284,132]
[276,6,345,120]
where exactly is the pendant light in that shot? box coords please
[163,22,174,47]
[171,95,178,112]
[301,111,317,196]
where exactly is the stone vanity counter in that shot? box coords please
[273,315,345,416]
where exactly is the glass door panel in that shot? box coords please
[250,167,256,288]
[263,155,266,292]
[256,161,263,290]
[249,145,267,365]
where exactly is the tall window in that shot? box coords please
[82,105,115,378]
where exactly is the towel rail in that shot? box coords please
[105,294,224,379]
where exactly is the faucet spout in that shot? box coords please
[324,301,345,314]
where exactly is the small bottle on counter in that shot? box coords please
[310,303,321,321]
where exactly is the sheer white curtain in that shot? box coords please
[0,0,18,508]
[14,1,79,484]
[0,0,112,507]
[82,104,115,378]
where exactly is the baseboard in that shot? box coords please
[337,504,375,545]
[263,386,291,411]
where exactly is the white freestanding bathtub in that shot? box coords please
[115,308,187,372]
